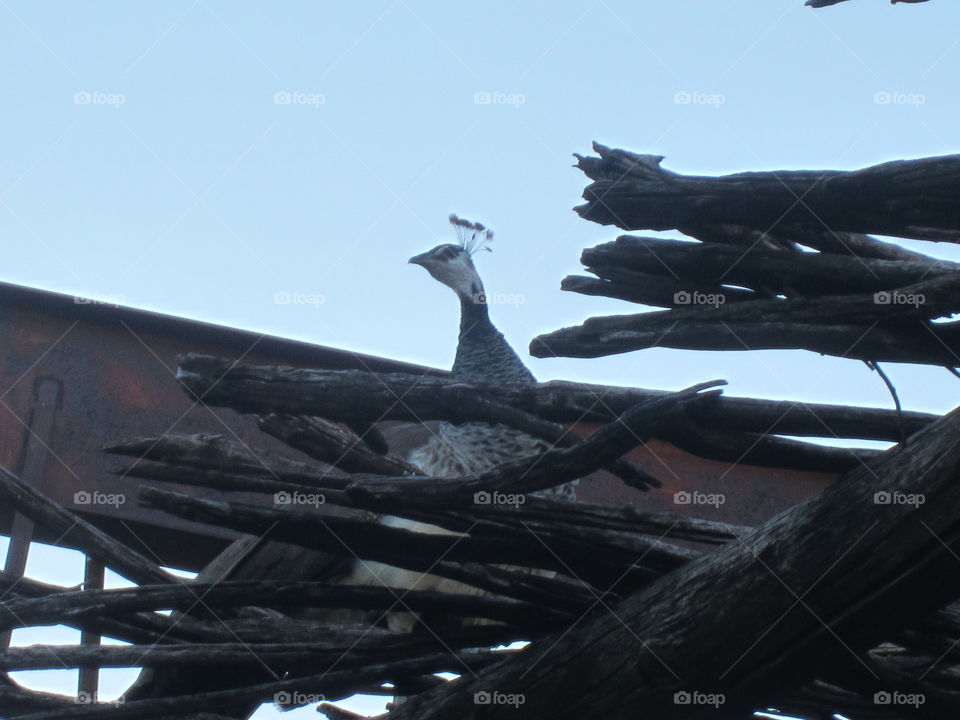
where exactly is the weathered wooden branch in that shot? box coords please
[104,432,349,484]
[138,486,668,600]
[581,235,957,301]
[109,435,743,545]
[575,143,960,242]
[688,223,941,263]
[178,357,660,491]
[0,625,536,672]
[0,581,553,635]
[562,272,754,309]
[256,414,419,476]
[533,275,960,365]
[179,355,934,439]
[0,467,172,586]
[0,571,75,598]
[175,355,922,475]
[382,398,960,719]
[13,651,508,720]
[523,380,933,441]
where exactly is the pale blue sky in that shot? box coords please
[2,1,959,715]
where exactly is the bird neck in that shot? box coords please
[453,293,535,385]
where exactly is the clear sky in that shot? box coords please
[1,1,959,716]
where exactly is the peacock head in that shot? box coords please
[409,215,493,302]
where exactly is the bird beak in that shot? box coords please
[408,251,430,267]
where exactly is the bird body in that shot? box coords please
[349,216,576,630]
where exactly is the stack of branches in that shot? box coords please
[0,354,956,718]
[532,143,960,369]
[0,355,954,718]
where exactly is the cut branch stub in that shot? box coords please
[575,143,960,242]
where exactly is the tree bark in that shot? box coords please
[382,400,960,719]
[575,143,960,242]
[532,275,960,365]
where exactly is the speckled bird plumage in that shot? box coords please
[350,217,577,629]
[405,214,577,501]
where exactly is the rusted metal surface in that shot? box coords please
[0,281,835,575]
[0,281,441,571]
[576,437,835,527]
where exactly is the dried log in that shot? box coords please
[532,275,960,365]
[524,380,933,441]
[575,143,960,242]
[582,235,956,300]
[382,398,960,720]
[138,486,661,599]
[367,494,745,546]
[661,422,879,474]
[109,459,351,499]
[0,581,552,634]
[104,432,349,484]
[111,441,742,545]
[0,572,75,598]
[0,466,172,586]
[0,683,73,714]
[0,625,535,672]
[257,413,419,475]
[562,272,755,308]
[13,651,507,720]
[689,224,942,262]
[175,355,933,443]
[179,357,659,490]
